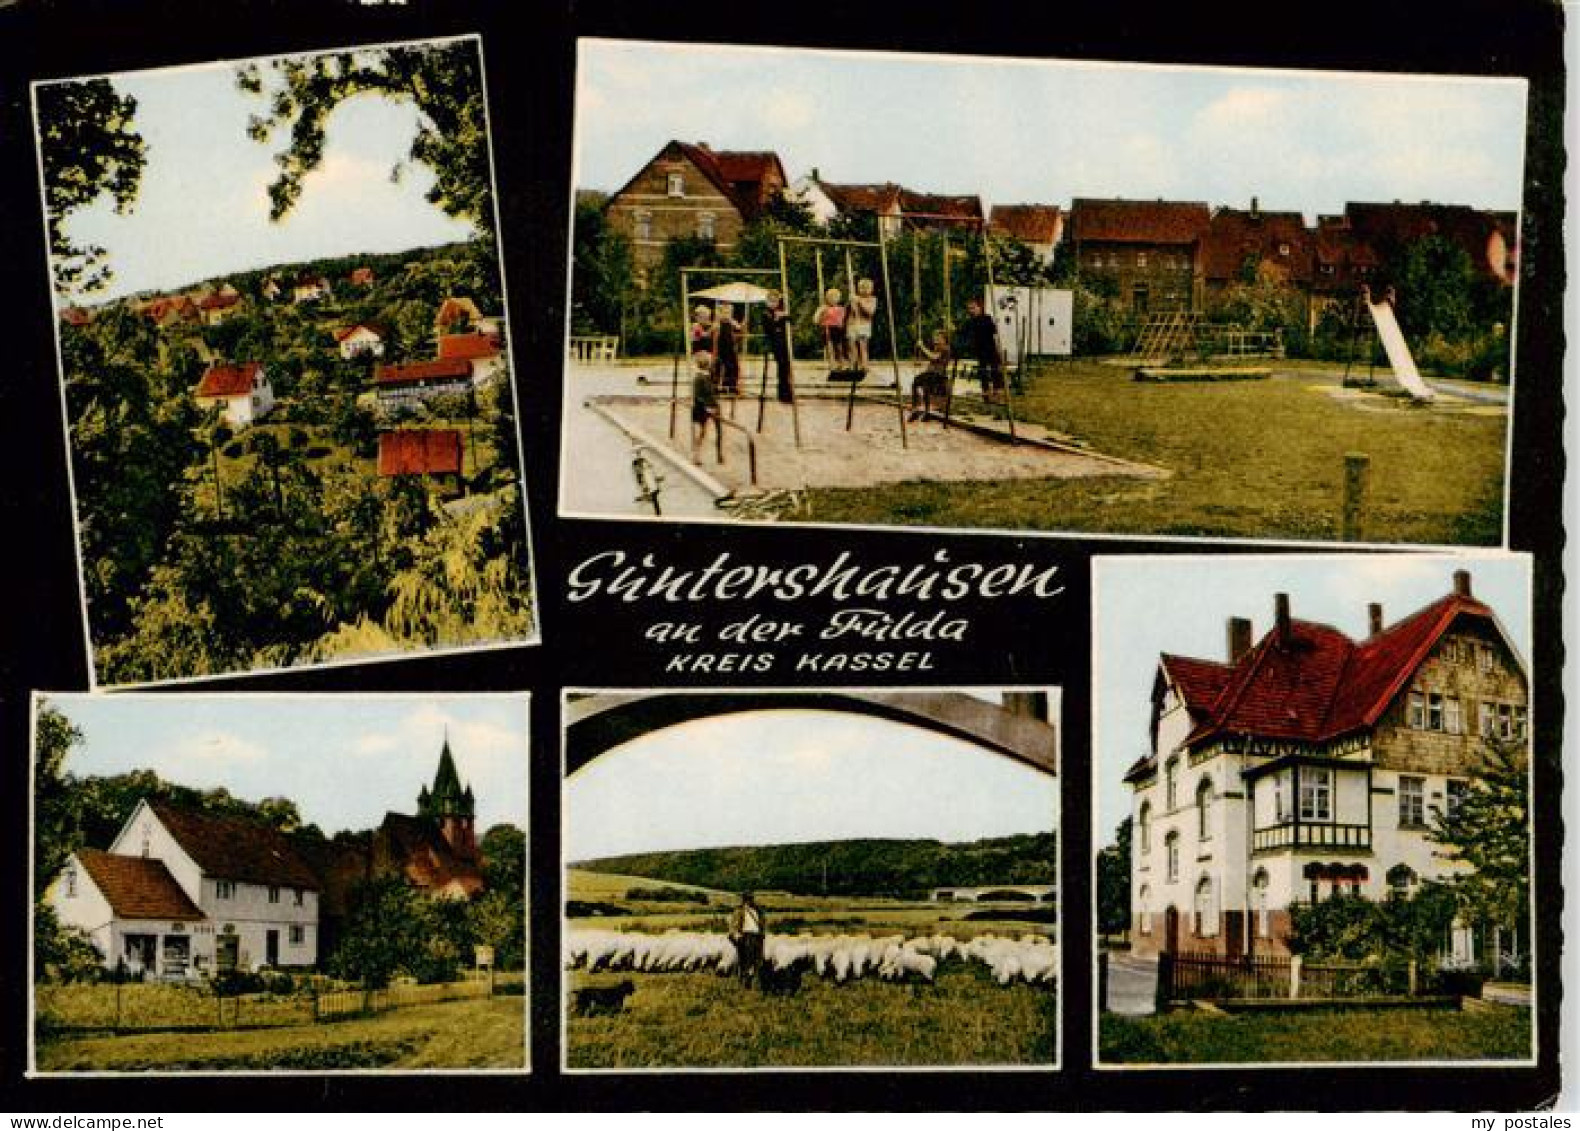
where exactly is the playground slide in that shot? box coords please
[1365,299,1436,401]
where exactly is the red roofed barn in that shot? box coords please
[378,429,463,478]
[1126,569,1527,961]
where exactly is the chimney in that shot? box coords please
[1227,617,1253,663]
[1274,593,1291,644]
[1453,569,1472,598]
[1368,602,1384,637]
[1250,196,1260,218]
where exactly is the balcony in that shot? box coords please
[1252,821,1371,853]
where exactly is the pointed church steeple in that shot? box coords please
[420,732,478,861]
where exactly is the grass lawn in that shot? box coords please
[567,968,1055,1069]
[1100,1005,1532,1064]
[34,996,525,1073]
[807,362,1507,544]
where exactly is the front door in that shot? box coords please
[265,929,280,968]
[1163,906,1180,955]
[216,931,238,972]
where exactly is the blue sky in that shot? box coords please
[576,40,1527,220]
[1094,553,1533,839]
[43,38,480,303]
[40,693,529,835]
[565,696,1060,860]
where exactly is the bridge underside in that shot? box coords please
[564,691,1058,776]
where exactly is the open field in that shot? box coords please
[567,967,1054,1069]
[35,996,526,1073]
[1100,1004,1532,1064]
[796,361,1507,543]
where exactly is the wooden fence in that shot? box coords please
[313,976,494,1020]
[1158,950,1414,1007]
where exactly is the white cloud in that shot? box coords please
[169,729,269,767]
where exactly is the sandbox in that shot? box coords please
[587,393,1164,496]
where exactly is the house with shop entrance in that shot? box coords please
[47,741,493,980]
[50,801,321,978]
[1125,570,1527,963]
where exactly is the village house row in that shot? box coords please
[596,139,1519,314]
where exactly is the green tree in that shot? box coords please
[1431,738,1530,955]
[238,41,492,238]
[480,823,525,900]
[35,78,147,293]
[1096,817,1132,936]
[1391,235,1476,341]
[34,701,84,891]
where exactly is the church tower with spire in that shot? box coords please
[417,733,478,861]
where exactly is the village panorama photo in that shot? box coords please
[561,688,1059,1071]
[34,35,536,688]
[564,39,1524,544]
[1092,554,1534,1066]
[30,692,529,1075]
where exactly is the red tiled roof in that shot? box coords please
[334,322,386,343]
[378,812,483,895]
[989,204,1063,244]
[1070,198,1211,245]
[818,181,902,215]
[1202,208,1313,282]
[378,429,463,476]
[1179,591,1504,746]
[196,362,263,399]
[437,332,501,361]
[60,307,93,326]
[375,358,472,386]
[75,848,205,921]
[349,267,375,285]
[899,189,984,224]
[711,149,787,201]
[149,801,320,890]
[198,292,241,311]
[1159,654,1234,713]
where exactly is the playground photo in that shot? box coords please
[563,40,1523,544]
[561,689,1059,1070]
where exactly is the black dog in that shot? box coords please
[757,957,813,996]
[572,979,636,1016]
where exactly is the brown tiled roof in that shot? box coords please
[60,307,92,326]
[378,429,463,476]
[196,362,263,398]
[818,181,902,215]
[375,359,472,386]
[75,848,205,921]
[197,292,241,311]
[899,189,984,224]
[349,267,375,285]
[989,204,1063,244]
[148,802,320,890]
[378,812,484,896]
[1070,198,1211,245]
[437,332,502,361]
[1202,207,1313,283]
[711,149,787,205]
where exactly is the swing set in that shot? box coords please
[664,218,1035,466]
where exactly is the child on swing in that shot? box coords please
[815,286,848,369]
[690,349,720,463]
[847,278,878,372]
[910,328,950,421]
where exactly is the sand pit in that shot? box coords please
[589,394,1163,494]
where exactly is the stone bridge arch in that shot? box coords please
[564,691,1057,776]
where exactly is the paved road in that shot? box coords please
[1104,952,1159,1016]
[559,366,720,520]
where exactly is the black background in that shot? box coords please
[0,0,1564,1111]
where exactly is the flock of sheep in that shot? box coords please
[565,927,1059,988]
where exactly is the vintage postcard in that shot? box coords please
[29,692,529,1075]
[561,688,1059,1071]
[34,34,537,688]
[562,39,1524,546]
[1092,554,1534,1067]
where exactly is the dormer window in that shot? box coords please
[268,885,280,904]
[216,880,235,900]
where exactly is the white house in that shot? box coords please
[334,322,387,360]
[1126,570,1527,962]
[437,331,506,386]
[292,275,333,304]
[50,800,321,978]
[195,362,274,428]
